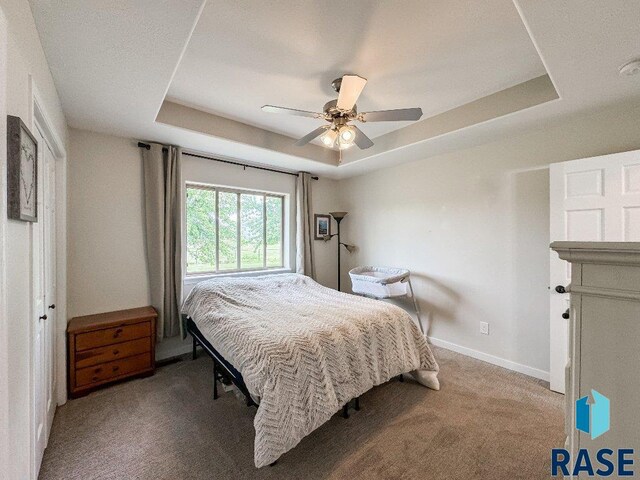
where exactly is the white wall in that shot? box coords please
[0,1,68,479]
[339,102,640,378]
[310,177,342,290]
[66,128,341,358]
[67,129,150,318]
[0,8,9,479]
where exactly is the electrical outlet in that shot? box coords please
[480,321,489,335]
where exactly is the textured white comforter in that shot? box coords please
[181,273,439,467]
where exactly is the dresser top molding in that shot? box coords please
[551,242,640,266]
[68,306,157,333]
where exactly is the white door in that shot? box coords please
[549,150,640,393]
[31,127,56,477]
[43,137,57,436]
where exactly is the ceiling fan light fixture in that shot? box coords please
[320,128,338,147]
[338,125,355,147]
[263,73,422,150]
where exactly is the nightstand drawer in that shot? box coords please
[75,353,152,387]
[75,322,151,351]
[75,337,151,369]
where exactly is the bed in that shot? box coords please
[181,273,440,468]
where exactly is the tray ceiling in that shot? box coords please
[28,0,640,178]
[166,0,546,142]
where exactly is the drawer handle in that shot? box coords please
[113,328,124,338]
[112,366,120,372]
[113,349,120,355]
[94,367,102,373]
[92,376,98,382]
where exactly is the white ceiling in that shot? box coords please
[28,0,640,178]
[28,0,205,138]
[515,0,640,108]
[167,0,545,142]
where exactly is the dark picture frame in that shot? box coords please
[314,214,331,240]
[7,115,38,222]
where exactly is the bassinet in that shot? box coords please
[349,266,424,334]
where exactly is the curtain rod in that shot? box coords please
[137,142,318,180]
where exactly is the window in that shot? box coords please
[186,184,285,275]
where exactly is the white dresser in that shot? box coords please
[551,242,640,462]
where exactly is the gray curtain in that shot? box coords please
[142,143,183,340]
[295,172,315,279]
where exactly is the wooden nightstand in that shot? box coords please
[68,306,157,398]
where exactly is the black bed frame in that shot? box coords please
[185,315,257,406]
[184,315,378,418]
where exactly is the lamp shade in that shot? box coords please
[329,211,348,221]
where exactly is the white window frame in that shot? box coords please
[185,182,286,276]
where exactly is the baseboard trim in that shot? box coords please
[428,336,550,382]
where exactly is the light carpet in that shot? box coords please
[39,347,564,479]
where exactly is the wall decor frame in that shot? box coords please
[314,214,331,240]
[7,115,38,222]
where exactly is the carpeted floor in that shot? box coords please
[39,347,564,480]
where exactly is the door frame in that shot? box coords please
[0,5,10,476]
[549,161,570,393]
[29,77,67,478]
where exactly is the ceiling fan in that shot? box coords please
[262,74,423,150]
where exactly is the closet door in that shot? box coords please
[31,127,46,476]
[31,126,57,477]
[43,136,57,437]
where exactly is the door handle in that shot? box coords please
[39,314,47,321]
[562,309,570,319]
[48,304,56,309]
[555,285,569,294]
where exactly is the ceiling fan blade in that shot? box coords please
[336,75,367,111]
[359,108,423,122]
[294,125,329,146]
[262,105,324,119]
[353,126,374,149]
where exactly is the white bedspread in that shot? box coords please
[181,273,439,467]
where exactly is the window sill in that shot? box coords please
[183,268,293,286]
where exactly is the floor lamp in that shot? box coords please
[323,211,356,291]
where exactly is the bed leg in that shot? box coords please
[192,337,197,360]
[397,374,404,382]
[269,461,278,467]
[342,404,349,419]
[354,397,360,411]
[213,360,218,400]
